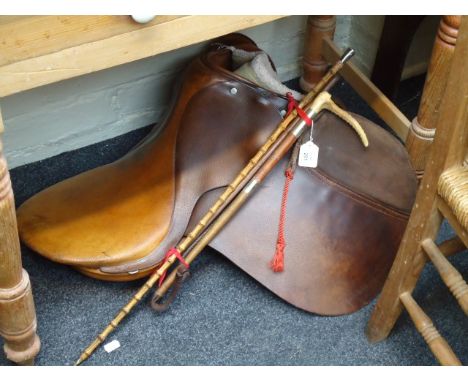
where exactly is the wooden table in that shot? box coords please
[0,15,284,365]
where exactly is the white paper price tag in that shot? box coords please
[298,141,319,168]
[104,340,121,353]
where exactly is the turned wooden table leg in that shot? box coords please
[0,106,41,365]
[300,15,336,92]
[406,16,461,180]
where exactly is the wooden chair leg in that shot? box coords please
[366,204,443,343]
[405,16,461,179]
[0,108,41,365]
[422,238,468,314]
[400,292,461,365]
[299,15,336,92]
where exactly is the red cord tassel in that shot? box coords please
[270,93,310,272]
[270,168,295,272]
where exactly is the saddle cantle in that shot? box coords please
[17,34,417,315]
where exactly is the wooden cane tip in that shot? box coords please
[74,356,85,366]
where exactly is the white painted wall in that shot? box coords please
[2,15,439,169]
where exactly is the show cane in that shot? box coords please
[152,89,369,303]
[74,49,356,366]
[152,48,355,305]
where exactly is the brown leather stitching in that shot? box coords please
[308,167,410,220]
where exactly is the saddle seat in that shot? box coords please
[16,34,290,281]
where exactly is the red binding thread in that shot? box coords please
[286,92,312,126]
[270,168,295,272]
[158,247,189,287]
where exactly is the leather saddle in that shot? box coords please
[17,34,417,315]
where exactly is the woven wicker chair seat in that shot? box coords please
[438,166,468,231]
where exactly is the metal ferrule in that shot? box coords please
[243,179,258,194]
[291,107,320,137]
[340,48,355,64]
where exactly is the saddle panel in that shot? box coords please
[188,112,416,315]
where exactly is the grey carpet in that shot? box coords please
[1,76,466,366]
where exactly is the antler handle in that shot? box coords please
[312,92,368,147]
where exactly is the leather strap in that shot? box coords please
[150,265,191,312]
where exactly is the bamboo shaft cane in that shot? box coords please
[154,90,370,304]
[153,51,353,301]
[74,49,354,366]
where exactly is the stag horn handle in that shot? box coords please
[309,92,369,148]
